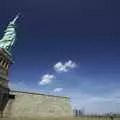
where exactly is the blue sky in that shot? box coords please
[1,0,120,114]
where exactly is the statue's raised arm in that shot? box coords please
[0,14,19,53]
[10,14,19,25]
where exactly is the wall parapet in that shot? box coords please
[10,90,71,99]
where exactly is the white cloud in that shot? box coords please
[53,88,63,92]
[54,60,77,73]
[39,74,56,85]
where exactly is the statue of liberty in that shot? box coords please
[0,14,19,54]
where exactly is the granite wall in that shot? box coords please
[3,90,72,118]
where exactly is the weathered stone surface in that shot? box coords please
[3,90,72,118]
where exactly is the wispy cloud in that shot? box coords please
[39,74,56,85]
[9,81,47,93]
[53,88,63,92]
[54,60,77,73]
[38,60,77,86]
[9,81,28,91]
[65,89,120,114]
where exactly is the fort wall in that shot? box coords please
[3,90,72,118]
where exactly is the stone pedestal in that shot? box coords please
[0,48,12,117]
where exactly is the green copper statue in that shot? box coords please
[0,14,19,53]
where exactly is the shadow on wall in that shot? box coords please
[0,87,13,117]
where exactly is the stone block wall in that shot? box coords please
[3,90,72,118]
